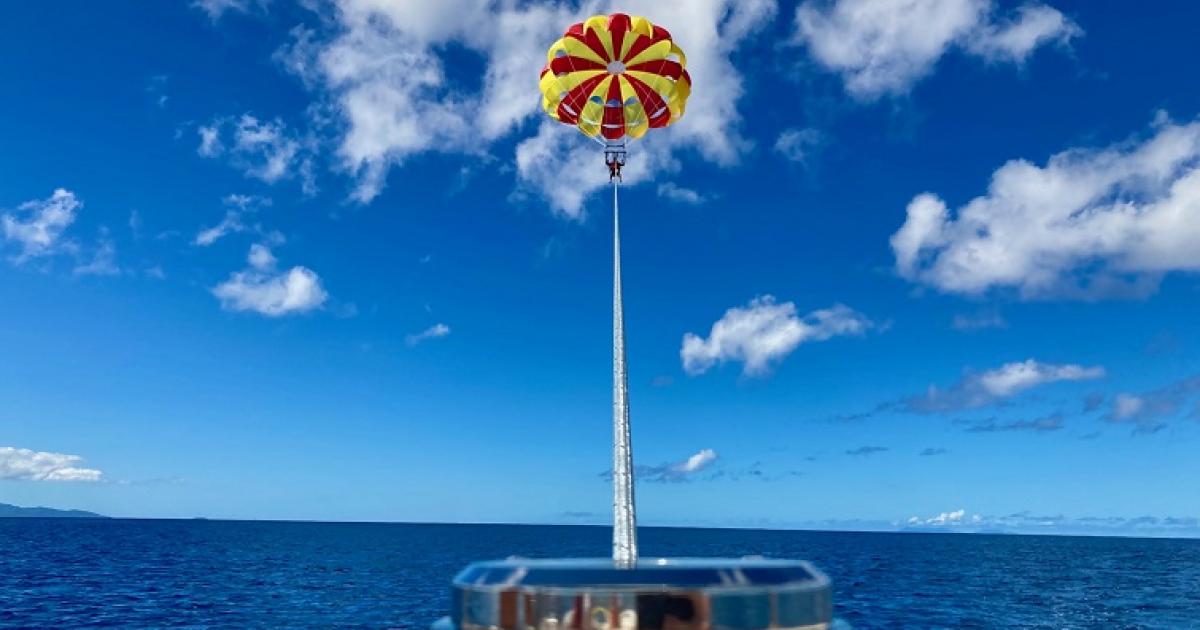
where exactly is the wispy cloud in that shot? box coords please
[963,413,1065,433]
[0,446,103,482]
[197,115,315,194]
[846,445,888,456]
[194,194,271,246]
[192,0,254,22]
[902,360,1104,414]
[1105,376,1200,435]
[919,447,948,457]
[774,127,823,165]
[2,189,80,263]
[212,244,328,317]
[682,296,873,377]
[951,311,1008,332]
[902,508,1200,537]
[656,182,707,205]
[792,0,1080,100]
[603,449,720,484]
[892,115,1200,299]
[405,323,451,347]
[73,233,120,277]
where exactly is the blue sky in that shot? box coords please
[2,0,1200,537]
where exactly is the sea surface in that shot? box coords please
[2,519,1198,628]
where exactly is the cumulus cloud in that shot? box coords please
[212,244,328,316]
[1105,376,1200,435]
[904,360,1103,413]
[0,446,103,482]
[278,0,578,203]
[405,323,451,347]
[276,0,773,213]
[892,115,1200,299]
[2,189,80,263]
[907,508,969,527]
[792,0,1080,100]
[603,448,719,483]
[197,115,315,193]
[681,296,873,377]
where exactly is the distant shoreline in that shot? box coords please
[4,509,1197,541]
[0,502,107,519]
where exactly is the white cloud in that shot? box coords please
[977,360,1103,397]
[279,0,578,203]
[193,0,253,22]
[964,4,1081,63]
[198,124,222,157]
[405,323,451,347]
[925,508,966,525]
[891,116,1200,299]
[194,194,270,246]
[1110,394,1144,419]
[774,127,823,164]
[279,0,773,213]
[792,0,1079,100]
[616,448,719,483]
[1105,376,1200,435]
[900,510,1200,535]
[195,212,244,246]
[2,189,80,263]
[0,446,103,482]
[656,182,705,205]
[212,244,328,316]
[198,115,315,193]
[905,359,1104,413]
[74,236,120,277]
[681,296,873,376]
[674,448,717,474]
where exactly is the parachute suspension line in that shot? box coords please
[611,175,638,569]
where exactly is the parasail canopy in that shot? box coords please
[539,13,691,141]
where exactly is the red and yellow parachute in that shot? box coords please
[539,13,691,141]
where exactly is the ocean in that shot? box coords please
[2,519,1198,628]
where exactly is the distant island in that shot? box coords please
[0,502,107,518]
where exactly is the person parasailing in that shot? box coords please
[605,152,624,182]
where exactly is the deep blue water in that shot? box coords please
[2,519,1199,628]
